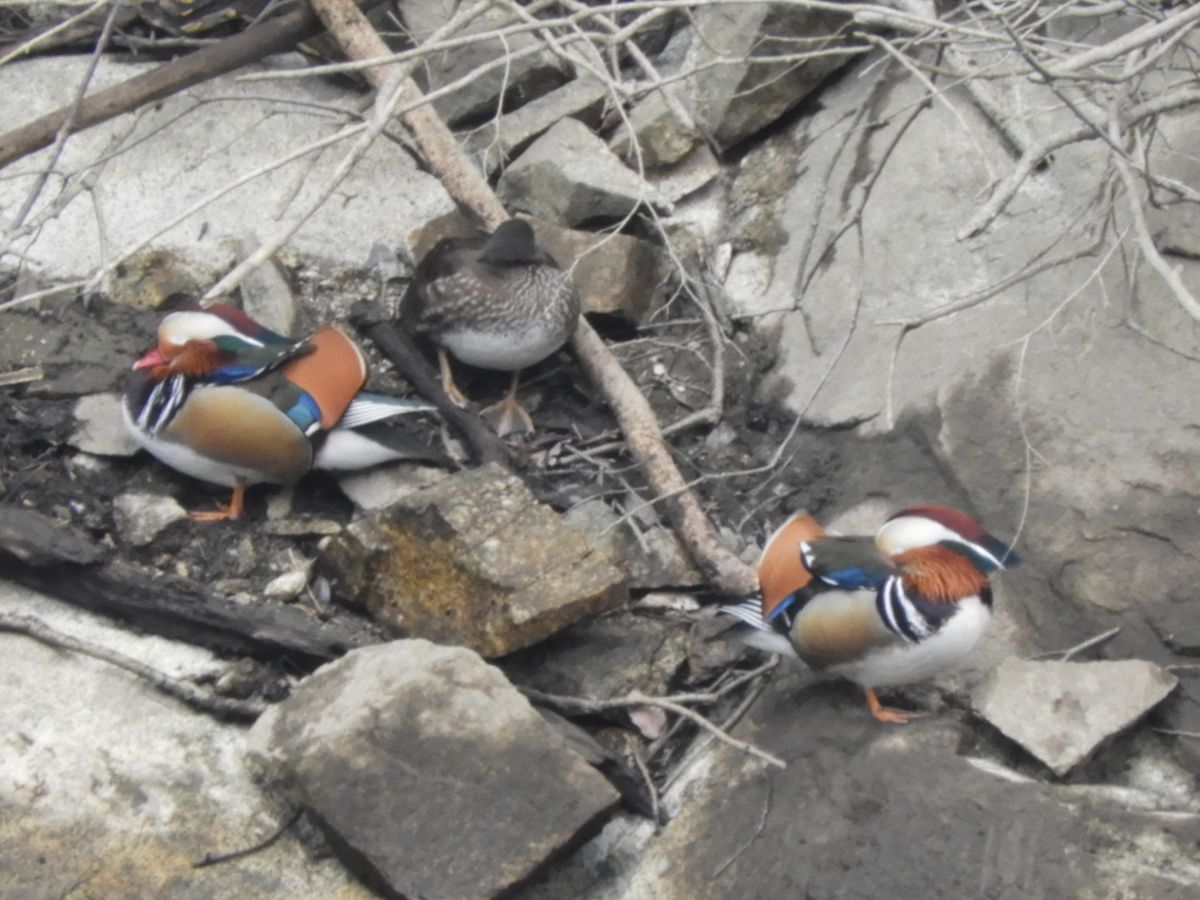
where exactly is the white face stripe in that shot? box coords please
[875,514,1005,569]
[159,311,264,349]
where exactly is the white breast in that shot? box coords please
[834,596,991,688]
[440,323,567,371]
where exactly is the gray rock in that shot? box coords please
[521,667,1200,900]
[0,56,454,281]
[248,640,619,900]
[70,393,140,457]
[646,144,722,206]
[936,332,1200,624]
[112,492,189,546]
[104,247,219,309]
[0,582,366,898]
[335,464,451,511]
[527,218,667,324]
[263,566,312,603]
[235,236,299,336]
[729,61,1099,426]
[321,463,628,657]
[402,2,565,127]
[680,2,852,149]
[973,658,1178,776]
[504,611,690,701]
[497,119,651,226]
[561,497,701,589]
[465,76,610,174]
[610,92,699,168]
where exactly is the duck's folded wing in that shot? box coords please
[281,325,368,429]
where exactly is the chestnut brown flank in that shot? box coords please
[893,545,987,601]
[759,512,826,618]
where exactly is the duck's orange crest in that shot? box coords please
[156,339,223,379]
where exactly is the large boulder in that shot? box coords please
[0,56,454,280]
[521,667,1200,899]
[679,2,853,149]
[249,640,619,899]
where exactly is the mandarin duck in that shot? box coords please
[399,218,581,437]
[124,304,441,521]
[722,505,1018,723]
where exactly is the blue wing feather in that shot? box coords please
[818,566,887,591]
[285,393,323,435]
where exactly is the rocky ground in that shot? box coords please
[2,2,1200,899]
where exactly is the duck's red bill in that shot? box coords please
[132,348,168,370]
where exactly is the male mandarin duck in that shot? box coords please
[723,505,1019,723]
[400,218,581,437]
[124,304,441,521]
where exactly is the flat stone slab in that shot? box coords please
[0,55,454,281]
[0,582,367,898]
[248,640,619,900]
[973,658,1179,775]
[321,463,628,656]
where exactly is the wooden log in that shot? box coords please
[0,506,373,664]
[350,303,513,469]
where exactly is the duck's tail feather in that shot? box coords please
[337,392,436,429]
[716,598,800,659]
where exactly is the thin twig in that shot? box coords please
[1150,729,1200,740]
[627,738,661,827]
[1029,626,1122,662]
[193,809,303,868]
[0,366,44,387]
[0,611,267,720]
[523,686,785,769]
[1110,120,1200,322]
[711,777,773,877]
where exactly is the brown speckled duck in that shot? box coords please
[400,219,581,436]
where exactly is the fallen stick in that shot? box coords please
[350,303,513,468]
[310,0,757,597]
[0,611,267,720]
[0,0,386,171]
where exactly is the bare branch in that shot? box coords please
[0,611,266,720]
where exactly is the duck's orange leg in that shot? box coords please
[865,687,922,724]
[438,349,471,408]
[481,370,534,437]
[191,479,247,522]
